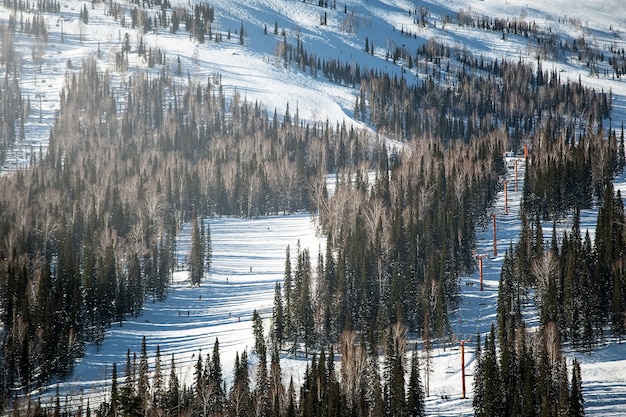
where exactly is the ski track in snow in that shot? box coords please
[42,213,323,409]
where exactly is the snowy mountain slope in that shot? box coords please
[42,214,323,410]
[2,0,626,414]
[4,0,626,169]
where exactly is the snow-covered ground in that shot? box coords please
[2,0,626,414]
[43,161,626,416]
[436,158,626,416]
[45,213,323,410]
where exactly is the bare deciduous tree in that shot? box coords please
[531,249,559,303]
[339,330,368,407]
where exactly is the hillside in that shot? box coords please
[1,0,626,415]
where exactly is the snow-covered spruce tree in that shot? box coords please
[252,309,267,356]
[472,333,483,413]
[298,348,345,416]
[594,181,625,338]
[474,325,503,417]
[271,282,285,350]
[569,359,584,417]
[193,349,208,416]
[269,347,285,416]
[383,321,407,417]
[406,344,425,417]
[205,221,212,273]
[230,351,252,416]
[108,363,120,417]
[137,336,150,412]
[166,354,180,415]
[153,345,165,413]
[253,346,271,417]
[119,349,140,416]
[189,215,204,286]
[293,247,314,356]
[209,338,226,415]
[283,246,294,352]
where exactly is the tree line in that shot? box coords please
[0,47,377,405]
[408,4,626,80]
[503,178,626,351]
[276,133,505,354]
[10,314,427,417]
[473,325,584,417]
[3,0,622,413]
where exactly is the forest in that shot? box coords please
[0,0,625,416]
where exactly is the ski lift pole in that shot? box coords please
[461,340,466,399]
[504,179,508,215]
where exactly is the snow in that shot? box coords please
[43,213,322,409]
[2,0,626,414]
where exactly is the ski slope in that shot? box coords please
[1,0,626,414]
[47,213,323,410]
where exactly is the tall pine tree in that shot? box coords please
[406,344,425,417]
[189,216,204,286]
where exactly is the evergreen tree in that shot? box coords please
[569,359,584,417]
[269,347,285,417]
[157,237,171,301]
[137,337,150,413]
[617,122,626,173]
[205,221,213,272]
[323,236,337,340]
[209,338,226,415]
[120,349,140,417]
[325,345,344,416]
[153,345,165,412]
[565,210,584,344]
[193,349,206,415]
[283,246,294,351]
[230,351,252,417]
[252,309,266,356]
[557,359,570,417]
[406,345,425,417]
[271,282,285,350]
[611,255,625,339]
[254,346,271,417]
[384,321,406,417]
[127,253,143,318]
[581,231,597,352]
[109,363,119,417]
[472,333,482,412]
[365,348,385,417]
[167,354,180,416]
[534,211,545,258]
[299,362,315,417]
[516,211,533,287]
[595,182,624,332]
[286,377,297,417]
[537,346,557,417]
[422,311,433,398]
[516,328,538,416]
[294,248,314,356]
[499,319,517,416]
[497,249,517,347]
[189,216,204,285]
[474,325,502,417]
